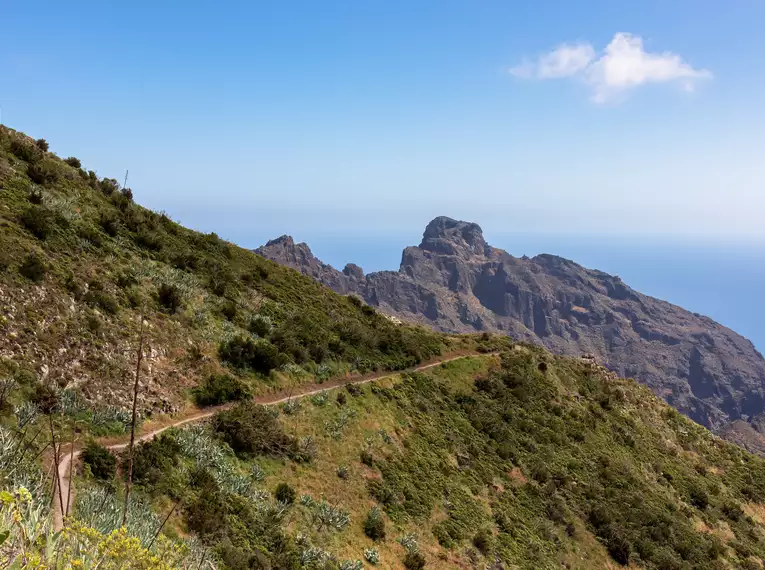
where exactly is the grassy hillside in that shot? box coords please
[0,125,452,421]
[5,126,765,570]
[62,349,765,570]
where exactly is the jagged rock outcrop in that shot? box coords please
[257,216,765,432]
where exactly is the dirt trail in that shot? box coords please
[53,351,492,530]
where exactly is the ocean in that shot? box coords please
[295,233,765,354]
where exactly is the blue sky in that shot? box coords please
[2,0,764,246]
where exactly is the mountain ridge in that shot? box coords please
[257,216,765,435]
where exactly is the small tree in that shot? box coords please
[19,253,46,282]
[21,206,55,239]
[275,482,296,505]
[35,138,49,151]
[364,506,386,541]
[82,441,117,480]
[64,156,82,168]
[157,283,182,313]
[403,551,426,570]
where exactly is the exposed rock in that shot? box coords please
[257,216,765,434]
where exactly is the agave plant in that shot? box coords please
[74,484,159,546]
[310,391,330,407]
[364,547,380,565]
[398,533,420,554]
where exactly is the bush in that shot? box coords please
[248,315,273,337]
[31,383,59,414]
[99,213,119,237]
[403,551,425,570]
[64,156,82,168]
[192,374,251,407]
[27,160,58,185]
[134,229,163,252]
[364,506,386,541]
[346,383,363,397]
[220,300,237,321]
[212,402,300,459]
[85,288,119,315]
[336,391,347,406]
[35,138,49,151]
[82,441,117,480]
[275,482,296,505]
[157,283,182,313]
[124,434,181,487]
[121,187,134,201]
[28,187,44,204]
[472,529,492,555]
[100,178,119,196]
[10,138,42,163]
[21,205,55,239]
[219,336,286,374]
[19,253,46,282]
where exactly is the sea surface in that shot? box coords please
[293,233,765,354]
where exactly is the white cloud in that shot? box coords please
[510,42,595,79]
[510,33,712,103]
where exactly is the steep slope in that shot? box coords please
[62,349,765,570]
[0,125,448,418]
[257,216,765,433]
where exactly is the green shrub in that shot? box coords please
[157,283,182,313]
[10,138,42,163]
[31,383,59,414]
[28,187,44,204]
[212,402,300,459]
[100,178,119,196]
[82,441,117,480]
[364,506,386,541]
[219,336,286,374]
[35,138,49,151]
[99,213,119,237]
[21,205,55,239]
[275,482,296,505]
[248,315,272,337]
[134,229,163,252]
[472,529,492,555]
[19,253,46,282]
[336,391,347,406]
[360,448,374,467]
[27,159,58,185]
[77,224,103,247]
[85,288,119,315]
[220,300,237,321]
[64,156,82,168]
[403,551,425,570]
[192,374,251,407]
[124,434,181,488]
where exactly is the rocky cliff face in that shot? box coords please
[256,216,765,432]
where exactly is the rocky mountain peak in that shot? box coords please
[265,235,295,248]
[419,216,489,257]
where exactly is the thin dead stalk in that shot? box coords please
[122,315,146,527]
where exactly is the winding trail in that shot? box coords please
[53,351,492,530]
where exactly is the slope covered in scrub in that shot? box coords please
[4,125,765,570]
[0,125,449,420]
[64,349,765,570]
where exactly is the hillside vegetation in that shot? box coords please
[0,125,449,420]
[59,350,765,570]
[4,126,765,570]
